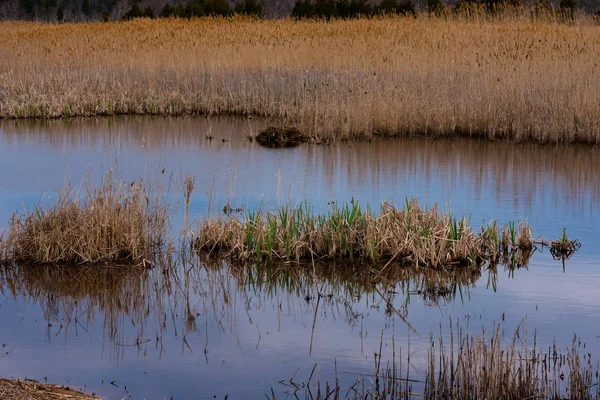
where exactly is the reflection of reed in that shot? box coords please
[0,116,265,150]
[0,253,545,365]
[305,138,600,212]
[2,118,596,214]
[0,264,153,361]
[199,257,488,312]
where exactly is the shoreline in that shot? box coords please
[0,377,100,399]
[2,113,599,147]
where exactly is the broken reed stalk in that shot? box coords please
[0,170,170,265]
[195,199,537,268]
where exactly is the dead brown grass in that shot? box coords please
[0,378,100,400]
[276,321,600,399]
[425,323,600,399]
[0,170,169,265]
[1,15,599,143]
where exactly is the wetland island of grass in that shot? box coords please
[0,3,599,400]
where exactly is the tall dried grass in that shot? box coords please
[1,14,600,143]
[425,323,600,399]
[0,170,169,264]
[274,321,600,399]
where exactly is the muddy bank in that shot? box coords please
[0,378,100,400]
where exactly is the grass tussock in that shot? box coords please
[1,15,600,144]
[195,199,536,268]
[0,170,169,265]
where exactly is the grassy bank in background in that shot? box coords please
[1,14,599,144]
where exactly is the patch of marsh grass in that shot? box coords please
[1,170,170,265]
[195,199,539,268]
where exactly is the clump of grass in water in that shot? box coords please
[195,199,546,269]
[550,227,581,260]
[1,170,170,265]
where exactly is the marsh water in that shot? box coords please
[0,116,598,399]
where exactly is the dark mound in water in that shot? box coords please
[254,126,309,148]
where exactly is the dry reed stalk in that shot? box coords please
[271,321,600,399]
[425,322,600,399]
[1,170,170,265]
[1,15,599,143]
[195,199,538,268]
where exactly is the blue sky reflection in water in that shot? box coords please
[0,116,598,399]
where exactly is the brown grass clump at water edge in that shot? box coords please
[0,170,169,265]
[1,16,600,144]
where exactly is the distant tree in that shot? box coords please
[378,0,397,14]
[234,0,262,15]
[159,2,173,16]
[313,0,336,18]
[291,0,314,17]
[335,0,350,17]
[396,0,414,15]
[81,0,92,16]
[19,0,36,14]
[122,3,153,19]
[559,0,576,9]
[56,3,64,20]
[426,0,444,13]
[348,0,371,16]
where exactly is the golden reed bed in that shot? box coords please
[1,14,599,143]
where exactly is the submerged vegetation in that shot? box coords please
[1,14,600,144]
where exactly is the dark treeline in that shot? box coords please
[290,0,593,19]
[292,0,415,18]
[0,0,597,22]
[0,0,262,20]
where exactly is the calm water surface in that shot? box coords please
[0,116,598,399]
